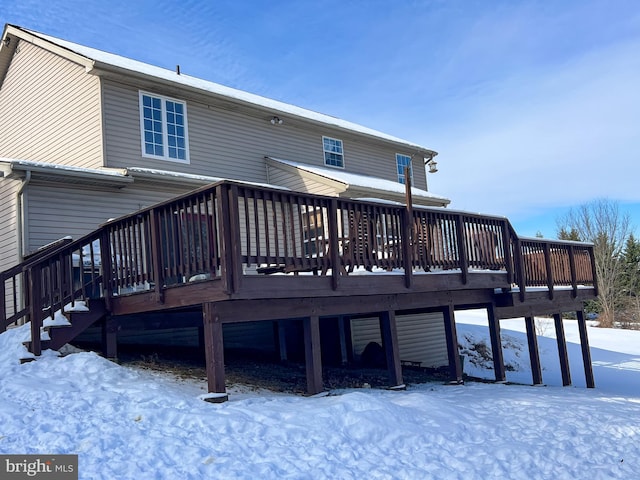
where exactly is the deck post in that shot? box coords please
[147,209,165,304]
[576,310,595,388]
[455,214,469,285]
[338,316,349,365]
[524,316,543,385]
[402,167,414,289]
[303,316,324,395]
[102,315,118,360]
[553,313,572,386]
[487,305,506,382]
[29,266,42,356]
[276,320,288,361]
[327,198,341,290]
[202,302,228,403]
[379,310,404,388]
[443,305,463,384]
[543,243,554,300]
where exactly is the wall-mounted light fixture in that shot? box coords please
[270,116,283,125]
[3,37,10,47]
[427,159,438,174]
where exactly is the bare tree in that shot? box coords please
[557,199,632,328]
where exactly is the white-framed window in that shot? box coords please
[322,136,344,168]
[396,153,413,185]
[139,91,190,162]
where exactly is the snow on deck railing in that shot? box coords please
[1,180,597,344]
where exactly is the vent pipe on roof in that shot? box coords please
[176,64,180,75]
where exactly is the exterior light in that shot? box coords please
[270,116,283,125]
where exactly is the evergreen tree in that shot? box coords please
[557,226,581,241]
[620,234,640,328]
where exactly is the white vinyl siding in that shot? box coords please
[139,91,189,163]
[0,41,103,168]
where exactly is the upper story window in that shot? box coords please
[322,136,344,168]
[139,91,189,163]
[396,153,413,185]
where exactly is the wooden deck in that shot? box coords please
[1,181,598,401]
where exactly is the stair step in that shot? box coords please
[25,298,108,354]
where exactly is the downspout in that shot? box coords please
[15,170,31,326]
[16,170,31,262]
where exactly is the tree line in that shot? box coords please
[556,199,639,329]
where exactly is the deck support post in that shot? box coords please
[487,305,506,382]
[102,315,118,360]
[379,310,404,388]
[276,320,288,361]
[202,302,228,403]
[524,316,543,385]
[443,305,463,384]
[576,310,595,388]
[303,316,324,395]
[553,313,572,386]
[338,316,349,365]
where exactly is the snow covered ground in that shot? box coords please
[1,311,639,479]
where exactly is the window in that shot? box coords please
[396,153,413,185]
[322,136,344,168]
[139,91,189,162]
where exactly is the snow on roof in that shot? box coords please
[126,167,288,190]
[20,26,436,153]
[0,157,128,177]
[268,157,450,203]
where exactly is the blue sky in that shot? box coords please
[3,0,639,238]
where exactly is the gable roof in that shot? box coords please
[266,157,450,207]
[1,24,437,157]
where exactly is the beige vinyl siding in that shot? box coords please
[351,312,448,368]
[101,79,429,190]
[0,177,21,322]
[223,321,276,352]
[0,177,20,272]
[267,165,339,197]
[0,41,102,168]
[24,182,191,253]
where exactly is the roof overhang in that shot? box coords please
[2,23,438,157]
[266,157,450,207]
[0,158,132,187]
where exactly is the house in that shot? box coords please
[0,24,597,401]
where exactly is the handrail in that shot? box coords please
[1,180,597,339]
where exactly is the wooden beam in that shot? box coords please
[338,316,349,365]
[277,320,288,361]
[487,304,506,382]
[443,305,463,383]
[524,316,543,385]
[303,316,324,395]
[101,315,118,360]
[202,302,228,402]
[576,310,595,388]
[553,313,572,386]
[379,311,404,388]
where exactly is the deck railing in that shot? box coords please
[1,181,597,341]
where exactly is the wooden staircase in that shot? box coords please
[23,298,107,353]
